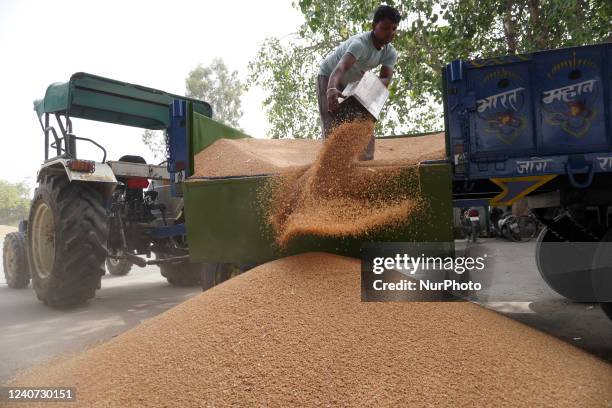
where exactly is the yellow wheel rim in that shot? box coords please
[31,202,55,279]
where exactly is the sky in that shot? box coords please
[0,0,304,185]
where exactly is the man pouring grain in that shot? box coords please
[317,5,401,160]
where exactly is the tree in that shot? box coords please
[0,180,30,226]
[248,0,612,138]
[142,58,244,159]
[186,58,244,128]
[141,129,167,163]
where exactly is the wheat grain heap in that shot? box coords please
[191,128,445,178]
[7,253,612,407]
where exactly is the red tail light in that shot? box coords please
[126,178,149,189]
[468,209,479,217]
[67,159,95,173]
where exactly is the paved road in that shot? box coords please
[0,233,201,383]
[464,238,612,363]
[1,235,610,384]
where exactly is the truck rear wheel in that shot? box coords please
[591,228,612,321]
[535,227,598,302]
[2,231,30,288]
[601,303,612,320]
[28,176,109,307]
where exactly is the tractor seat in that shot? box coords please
[116,155,148,187]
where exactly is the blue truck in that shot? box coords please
[444,42,612,318]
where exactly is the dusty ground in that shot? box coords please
[0,264,201,384]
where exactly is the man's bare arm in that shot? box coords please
[327,53,357,112]
[328,53,357,90]
[379,66,394,87]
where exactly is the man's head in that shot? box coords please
[372,5,401,44]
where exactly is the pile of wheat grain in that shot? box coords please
[191,131,445,178]
[7,253,612,407]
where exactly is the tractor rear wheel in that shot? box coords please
[2,231,30,288]
[28,176,108,307]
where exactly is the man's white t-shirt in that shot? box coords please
[319,31,397,87]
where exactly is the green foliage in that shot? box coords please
[249,0,612,137]
[142,58,245,159]
[0,180,30,226]
[186,58,244,129]
[248,38,326,139]
[141,129,166,163]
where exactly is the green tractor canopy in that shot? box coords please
[33,72,212,130]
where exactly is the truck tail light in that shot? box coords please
[126,178,149,189]
[67,159,95,173]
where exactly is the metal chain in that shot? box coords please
[164,130,172,163]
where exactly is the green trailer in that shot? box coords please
[179,103,455,267]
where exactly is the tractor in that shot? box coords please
[2,72,236,307]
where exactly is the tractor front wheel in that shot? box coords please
[105,257,132,276]
[2,231,30,288]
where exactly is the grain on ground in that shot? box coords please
[8,253,612,407]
